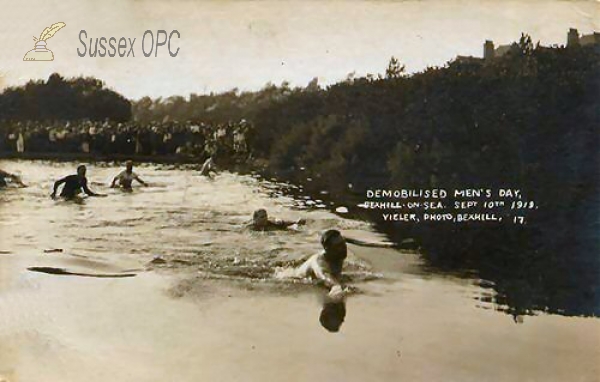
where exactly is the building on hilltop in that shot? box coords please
[580,32,600,46]
[494,43,519,57]
[454,55,483,64]
[483,40,518,60]
[454,28,598,67]
[568,28,580,46]
[567,28,600,47]
[484,40,495,60]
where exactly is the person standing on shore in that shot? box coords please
[16,131,25,153]
[51,165,106,200]
[199,156,217,178]
[110,160,148,190]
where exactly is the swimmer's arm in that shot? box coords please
[274,219,294,228]
[310,257,342,289]
[345,236,396,248]
[0,169,13,179]
[12,175,26,187]
[110,171,124,188]
[82,179,105,197]
[134,174,148,186]
[294,255,315,277]
[273,218,306,228]
[2,171,26,187]
[51,177,66,198]
[316,269,341,289]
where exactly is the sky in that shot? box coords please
[0,0,598,100]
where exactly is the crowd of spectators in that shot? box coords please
[0,119,253,162]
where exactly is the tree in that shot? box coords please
[0,73,131,122]
[385,56,406,79]
[306,77,320,92]
[518,33,534,56]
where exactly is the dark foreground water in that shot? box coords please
[0,160,598,382]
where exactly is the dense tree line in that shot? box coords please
[132,78,320,125]
[0,74,131,122]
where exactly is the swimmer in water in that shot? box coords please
[199,156,217,177]
[247,208,306,231]
[51,165,106,200]
[249,208,393,246]
[292,229,348,296]
[0,169,26,187]
[110,160,148,190]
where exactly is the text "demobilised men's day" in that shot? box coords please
[77,30,180,58]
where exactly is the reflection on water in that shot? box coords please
[27,266,136,278]
[320,299,346,333]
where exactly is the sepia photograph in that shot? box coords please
[0,1,598,381]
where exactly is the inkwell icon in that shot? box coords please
[23,22,66,61]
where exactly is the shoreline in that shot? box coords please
[0,152,205,164]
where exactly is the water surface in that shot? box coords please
[0,160,597,382]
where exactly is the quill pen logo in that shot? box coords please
[23,22,66,61]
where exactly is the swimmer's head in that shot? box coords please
[321,229,347,276]
[126,160,133,172]
[319,301,346,332]
[321,229,347,253]
[252,209,269,227]
[76,165,87,177]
